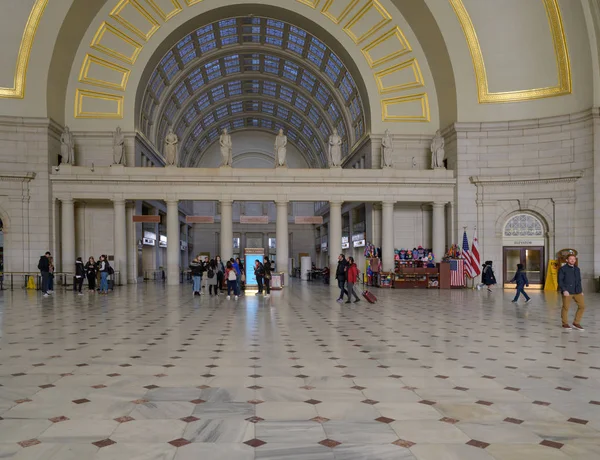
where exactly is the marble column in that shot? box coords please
[381,201,395,272]
[432,202,446,263]
[166,200,180,286]
[220,200,233,262]
[276,201,289,275]
[126,202,137,284]
[329,201,342,283]
[75,202,85,260]
[61,198,75,273]
[113,199,127,285]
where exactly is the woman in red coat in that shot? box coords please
[345,257,361,304]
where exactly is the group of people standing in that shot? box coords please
[254,257,272,297]
[37,252,113,297]
[335,254,361,304]
[189,255,245,299]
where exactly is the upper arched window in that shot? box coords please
[503,214,544,237]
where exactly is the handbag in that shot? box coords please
[241,273,246,282]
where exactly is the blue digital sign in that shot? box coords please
[245,254,263,286]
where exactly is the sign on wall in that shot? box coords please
[295,216,323,224]
[241,216,269,224]
[133,216,161,223]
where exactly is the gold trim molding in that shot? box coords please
[382,93,430,122]
[79,54,131,91]
[449,0,571,103]
[0,0,48,99]
[375,58,424,94]
[75,89,124,119]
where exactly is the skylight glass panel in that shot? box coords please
[184,136,195,151]
[265,37,282,46]
[294,95,308,112]
[219,122,231,133]
[263,81,276,96]
[150,73,165,98]
[232,118,244,129]
[211,85,225,101]
[188,68,204,90]
[339,75,353,101]
[274,122,285,132]
[290,113,302,128]
[276,106,289,119]
[165,100,177,121]
[260,119,272,129]
[287,130,297,140]
[303,125,314,139]
[312,137,321,153]
[287,42,303,55]
[196,25,213,36]
[160,50,174,66]
[279,86,293,103]
[247,101,260,112]
[283,62,299,81]
[266,27,283,38]
[224,55,240,74]
[205,60,222,81]
[337,121,346,138]
[289,26,307,37]
[264,55,280,74]
[207,127,219,141]
[228,81,242,95]
[266,19,283,28]
[216,105,229,119]
[327,103,340,121]
[307,52,323,67]
[349,97,360,121]
[355,120,364,139]
[248,118,260,127]
[318,122,330,138]
[174,82,189,105]
[175,124,185,138]
[198,32,215,45]
[243,54,260,71]
[308,107,320,124]
[200,40,216,53]
[203,112,215,126]
[315,85,330,106]
[230,101,243,114]
[221,35,239,46]
[184,106,197,124]
[196,93,210,110]
[180,47,196,65]
[220,27,236,37]
[193,123,204,138]
[262,101,274,114]
[219,19,236,27]
[198,137,209,151]
[300,72,316,92]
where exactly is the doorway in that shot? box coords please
[503,247,545,288]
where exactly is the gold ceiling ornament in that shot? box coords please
[449,0,571,103]
[0,0,49,99]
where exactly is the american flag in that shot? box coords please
[450,259,465,287]
[461,230,475,278]
[471,227,481,277]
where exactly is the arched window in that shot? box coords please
[503,214,544,237]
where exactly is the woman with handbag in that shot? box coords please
[254,260,265,295]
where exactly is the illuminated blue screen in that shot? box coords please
[245,254,263,286]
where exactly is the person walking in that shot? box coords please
[98,255,110,294]
[85,257,97,292]
[558,254,585,331]
[38,251,51,297]
[510,263,530,303]
[225,260,239,300]
[335,254,349,303]
[481,261,497,292]
[74,257,85,295]
[207,259,219,296]
[189,256,204,296]
[215,255,225,294]
[345,257,361,304]
[263,257,272,298]
[255,260,265,296]
[233,258,243,296]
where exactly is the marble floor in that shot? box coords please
[0,281,599,460]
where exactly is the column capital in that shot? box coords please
[61,198,74,205]
[112,198,126,206]
[220,199,233,206]
[381,200,395,208]
[329,200,343,207]
[275,200,289,206]
[431,201,447,209]
[166,199,179,206]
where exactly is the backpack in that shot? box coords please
[208,268,214,279]
[107,263,115,275]
[228,269,237,281]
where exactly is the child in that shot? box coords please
[510,263,530,303]
[225,261,239,300]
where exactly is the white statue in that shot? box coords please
[113,126,125,165]
[328,128,342,168]
[220,128,233,167]
[381,129,393,169]
[60,126,75,165]
[165,128,178,166]
[275,129,287,167]
[431,129,445,169]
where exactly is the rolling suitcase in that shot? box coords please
[362,290,377,304]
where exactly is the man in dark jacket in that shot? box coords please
[38,251,51,297]
[558,255,585,330]
[510,263,530,303]
[335,254,349,303]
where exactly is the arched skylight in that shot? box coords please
[141,16,366,168]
